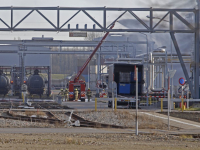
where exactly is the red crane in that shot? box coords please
[74,23,115,82]
[69,23,115,101]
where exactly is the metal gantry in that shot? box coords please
[0,40,146,47]
[0,7,196,33]
[0,7,199,98]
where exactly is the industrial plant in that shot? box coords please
[0,2,200,149]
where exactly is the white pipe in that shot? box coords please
[149,52,163,92]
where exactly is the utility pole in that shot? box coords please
[139,33,149,106]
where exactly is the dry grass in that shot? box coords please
[66,137,75,144]
[138,113,165,129]
[179,134,193,139]
[65,137,81,145]
[0,133,199,150]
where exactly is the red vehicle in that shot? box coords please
[69,80,86,101]
[68,23,115,101]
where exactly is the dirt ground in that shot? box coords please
[0,133,199,150]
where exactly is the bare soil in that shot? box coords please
[0,133,199,150]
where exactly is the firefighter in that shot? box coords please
[64,88,69,101]
[58,89,64,101]
[87,88,92,101]
[74,89,79,101]
[102,89,107,98]
[21,84,28,103]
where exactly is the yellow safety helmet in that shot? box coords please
[61,89,63,91]
[65,88,68,90]
[88,88,90,90]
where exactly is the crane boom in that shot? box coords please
[74,23,115,82]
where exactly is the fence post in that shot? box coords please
[161,98,163,112]
[115,98,117,111]
[95,98,97,111]
[135,67,138,136]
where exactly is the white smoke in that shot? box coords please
[111,0,198,86]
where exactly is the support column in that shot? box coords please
[165,51,168,90]
[19,52,25,98]
[96,52,101,96]
[47,66,51,97]
[195,9,199,98]
[170,32,195,98]
[146,39,149,106]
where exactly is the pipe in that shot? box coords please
[136,53,191,58]
[149,52,163,92]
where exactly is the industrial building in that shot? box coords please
[0,6,198,106]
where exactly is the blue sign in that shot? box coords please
[179,77,185,86]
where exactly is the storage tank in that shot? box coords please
[27,69,45,96]
[0,70,10,95]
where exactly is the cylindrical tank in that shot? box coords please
[27,69,45,95]
[0,70,10,95]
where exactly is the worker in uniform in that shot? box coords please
[21,84,28,103]
[102,89,107,98]
[74,89,79,101]
[87,88,92,102]
[64,88,69,101]
[58,89,64,101]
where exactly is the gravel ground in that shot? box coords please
[75,110,179,130]
[0,133,199,150]
[0,110,66,128]
[0,110,199,149]
[0,110,180,130]
[0,118,56,128]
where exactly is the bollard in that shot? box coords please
[95,98,97,111]
[115,98,117,111]
[161,98,163,112]
[181,98,184,112]
[22,93,24,103]
[149,97,152,105]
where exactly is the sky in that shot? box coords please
[0,0,145,7]
[1,0,197,8]
[0,0,197,40]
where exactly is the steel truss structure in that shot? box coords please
[0,7,199,98]
[0,40,144,47]
[0,7,196,33]
[0,40,141,55]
